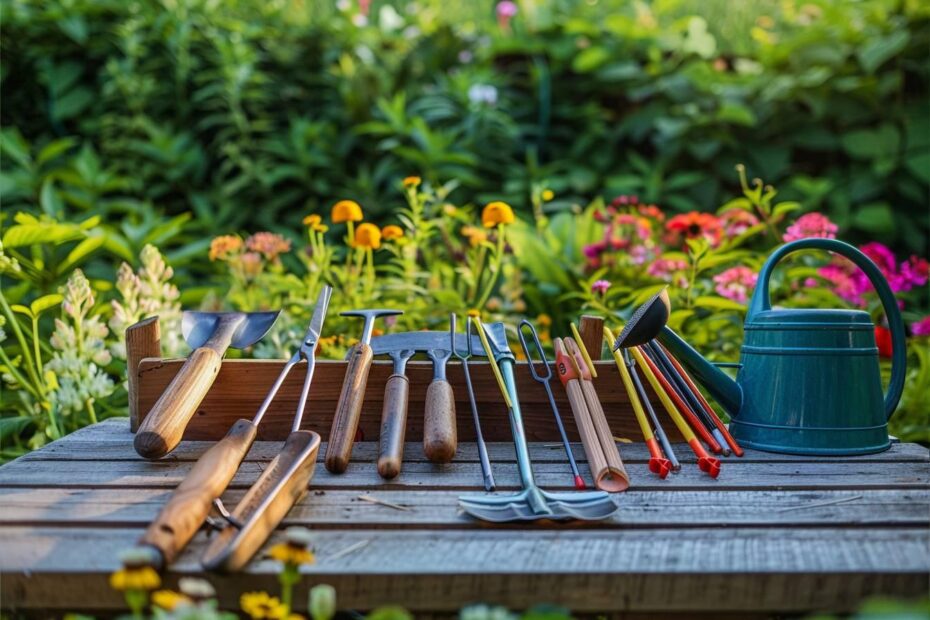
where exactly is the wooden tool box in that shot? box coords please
[126,315,682,443]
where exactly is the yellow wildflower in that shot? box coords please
[461,225,487,247]
[353,223,382,249]
[303,214,328,232]
[109,566,161,592]
[536,313,552,328]
[268,543,315,565]
[541,189,554,201]
[467,309,481,318]
[402,176,421,188]
[209,235,243,261]
[331,200,363,223]
[381,225,404,240]
[481,201,515,228]
[241,591,288,620]
[151,590,191,611]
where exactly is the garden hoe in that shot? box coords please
[459,321,618,523]
[134,309,279,459]
[138,286,332,571]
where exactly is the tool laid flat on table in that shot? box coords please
[134,309,279,459]
[369,330,487,477]
[326,308,402,474]
[139,286,332,571]
[459,322,618,523]
[451,314,495,491]
[518,320,585,490]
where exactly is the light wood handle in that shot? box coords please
[325,343,374,473]
[202,430,320,572]
[140,419,257,567]
[423,379,457,463]
[564,381,609,489]
[378,374,409,479]
[581,380,630,492]
[134,347,223,459]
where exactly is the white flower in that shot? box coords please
[468,84,498,106]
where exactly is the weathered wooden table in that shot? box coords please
[1,417,928,616]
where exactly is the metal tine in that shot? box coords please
[451,313,495,491]
[517,319,586,490]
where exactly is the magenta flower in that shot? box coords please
[713,266,758,304]
[591,279,611,295]
[912,316,930,336]
[783,212,838,242]
[496,1,518,30]
[818,242,928,306]
[720,209,759,237]
[583,241,607,259]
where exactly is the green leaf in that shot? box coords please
[858,30,910,74]
[36,138,78,167]
[693,296,747,312]
[61,235,105,272]
[1,223,84,248]
[572,47,611,73]
[905,151,930,184]
[841,124,901,161]
[716,103,756,127]
[30,294,63,315]
[10,304,33,318]
[852,202,895,233]
[0,417,34,442]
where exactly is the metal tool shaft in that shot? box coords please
[451,314,495,491]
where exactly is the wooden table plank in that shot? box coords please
[2,526,928,612]
[35,418,929,463]
[2,456,927,491]
[2,487,927,529]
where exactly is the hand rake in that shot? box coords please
[459,321,618,523]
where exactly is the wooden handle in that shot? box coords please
[564,381,611,491]
[134,347,223,459]
[580,380,630,492]
[325,343,374,473]
[202,430,321,572]
[377,374,409,479]
[423,379,457,463]
[139,419,257,567]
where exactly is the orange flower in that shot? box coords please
[461,225,487,247]
[381,225,404,240]
[331,200,363,223]
[666,211,723,246]
[354,223,381,249]
[209,235,243,261]
[481,201,515,228]
[402,176,421,188]
[303,214,328,232]
[246,232,292,260]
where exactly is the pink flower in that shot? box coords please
[591,279,611,295]
[783,212,838,242]
[912,316,930,336]
[496,1,517,29]
[817,263,864,304]
[713,266,758,304]
[720,209,759,237]
[629,244,651,265]
[583,241,607,259]
[647,257,689,288]
[246,232,291,261]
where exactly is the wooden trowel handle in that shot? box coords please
[134,347,223,459]
[325,343,374,473]
[378,374,409,479]
[140,419,257,567]
[423,379,457,463]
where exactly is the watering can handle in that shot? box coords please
[747,238,906,420]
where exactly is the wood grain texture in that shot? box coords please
[325,344,374,473]
[423,379,457,463]
[139,419,257,566]
[578,316,605,362]
[125,317,161,432]
[580,379,629,492]
[202,430,320,572]
[378,374,409,479]
[134,347,223,459]
[135,359,675,443]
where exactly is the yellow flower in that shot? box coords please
[268,542,316,566]
[481,201,515,228]
[209,235,243,261]
[461,225,487,247]
[402,176,421,188]
[331,200,363,223]
[541,189,554,201]
[241,591,288,620]
[109,566,161,592]
[381,225,404,240]
[353,222,382,249]
[151,590,191,611]
[536,313,552,328]
[303,214,328,232]
[466,309,481,318]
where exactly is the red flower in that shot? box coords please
[666,211,723,246]
[874,326,893,358]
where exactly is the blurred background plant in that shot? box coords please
[1,0,928,454]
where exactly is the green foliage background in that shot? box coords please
[2,0,928,267]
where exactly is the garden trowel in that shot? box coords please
[134,310,279,459]
[369,331,485,474]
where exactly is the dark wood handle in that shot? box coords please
[325,343,374,473]
[202,430,321,572]
[139,419,257,567]
[378,374,409,479]
[134,347,223,459]
[423,379,457,463]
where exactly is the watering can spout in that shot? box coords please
[657,326,742,418]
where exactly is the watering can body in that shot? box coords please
[659,238,907,456]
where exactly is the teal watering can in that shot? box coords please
[657,238,907,455]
